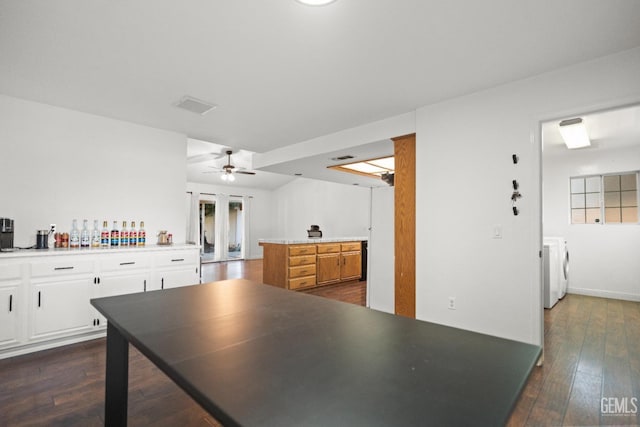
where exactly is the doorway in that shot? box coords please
[199,198,216,263]
[198,194,246,263]
[539,103,640,348]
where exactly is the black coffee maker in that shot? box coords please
[0,218,14,251]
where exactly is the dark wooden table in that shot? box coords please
[91,279,540,426]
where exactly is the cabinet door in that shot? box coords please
[31,279,92,339]
[317,253,341,285]
[157,268,199,290]
[99,273,148,298]
[340,252,362,281]
[0,286,19,347]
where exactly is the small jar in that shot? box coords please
[61,233,69,248]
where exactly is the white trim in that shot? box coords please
[567,288,640,302]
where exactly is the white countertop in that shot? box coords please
[0,243,200,259]
[259,237,368,245]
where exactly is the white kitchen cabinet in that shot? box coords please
[0,262,25,349]
[150,249,200,291]
[0,244,199,359]
[0,285,20,348]
[92,253,150,328]
[30,256,94,340]
[31,277,93,340]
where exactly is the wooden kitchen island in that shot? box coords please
[258,238,367,290]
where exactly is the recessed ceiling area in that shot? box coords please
[186,139,295,190]
[257,139,394,188]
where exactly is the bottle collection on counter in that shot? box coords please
[55,220,146,249]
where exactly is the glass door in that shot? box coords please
[227,197,244,259]
[199,200,216,263]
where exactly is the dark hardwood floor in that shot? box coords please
[1,259,639,426]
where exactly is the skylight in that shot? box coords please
[328,156,395,179]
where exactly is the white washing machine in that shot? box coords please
[543,237,569,309]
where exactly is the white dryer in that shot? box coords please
[543,240,560,309]
[543,237,569,308]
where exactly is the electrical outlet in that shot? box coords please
[50,224,56,234]
[448,297,456,310]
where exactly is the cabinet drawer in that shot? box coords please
[316,244,340,254]
[154,250,199,267]
[289,276,315,290]
[341,242,361,252]
[99,254,150,272]
[289,245,316,256]
[0,262,22,281]
[289,264,316,279]
[31,259,94,277]
[289,255,316,267]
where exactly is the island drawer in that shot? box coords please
[288,255,316,267]
[288,276,315,290]
[289,245,316,256]
[341,242,361,252]
[316,243,340,254]
[289,264,316,279]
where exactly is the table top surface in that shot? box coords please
[91,279,540,427]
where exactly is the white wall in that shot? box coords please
[416,47,640,345]
[0,94,187,247]
[544,143,640,301]
[186,182,274,259]
[271,178,370,239]
[368,186,394,313]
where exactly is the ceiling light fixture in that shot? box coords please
[295,0,337,6]
[221,170,235,182]
[559,118,591,149]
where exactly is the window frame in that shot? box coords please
[569,171,639,225]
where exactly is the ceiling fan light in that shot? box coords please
[228,173,235,182]
[559,118,591,149]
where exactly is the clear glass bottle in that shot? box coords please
[110,221,120,247]
[70,219,80,249]
[121,221,129,247]
[80,219,90,248]
[129,221,138,247]
[100,220,110,248]
[91,220,101,248]
[138,221,146,246]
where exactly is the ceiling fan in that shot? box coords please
[204,150,256,181]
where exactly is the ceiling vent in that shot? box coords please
[174,96,217,115]
[331,155,354,161]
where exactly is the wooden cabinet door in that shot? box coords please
[340,252,362,281]
[317,253,340,285]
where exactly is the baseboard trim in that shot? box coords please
[568,287,640,302]
[0,330,106,360]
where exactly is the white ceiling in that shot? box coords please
[2,1,640,188]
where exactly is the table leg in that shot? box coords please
[105,322,129,426]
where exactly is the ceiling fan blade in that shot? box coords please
[236,171,256,175]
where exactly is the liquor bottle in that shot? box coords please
[69,219,80,248]
[80,219,90,248]
[110,221,120,247]
[129,221,138,247]
[121,221,129,247]
[91,220,101,248]
[137,221,146,246]
[100,221,110,248]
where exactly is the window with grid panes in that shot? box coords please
[570,172,639,224]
